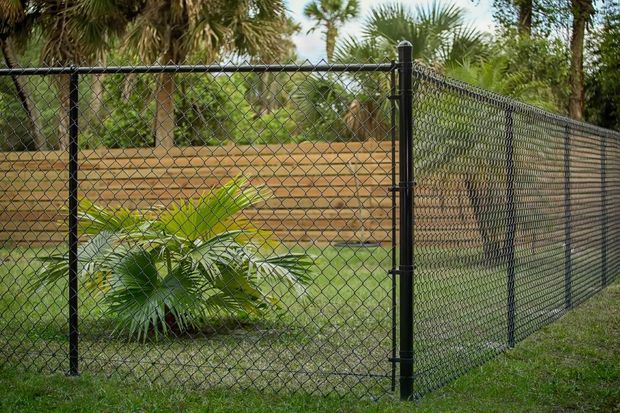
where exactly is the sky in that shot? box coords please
[285,0,496,62]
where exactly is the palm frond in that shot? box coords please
[35,231,117,290]
[158,176,269,241]
[245,251,314,296]
[77,197,145,235]
[416,1,463,33]
[104,248,204,341]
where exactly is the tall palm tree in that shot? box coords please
[334,2,487,140]
[34,0,142,149]
[0,0,46,150]
[126,0,288,148]
[304,0,360,63]
[568,0,594,120]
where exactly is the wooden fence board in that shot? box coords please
[0,140,603,247]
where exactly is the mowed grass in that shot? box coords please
[0,279,617,412]
[0,244,396,396]
[0,243,618,408]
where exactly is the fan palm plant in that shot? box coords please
[36,178,313,340]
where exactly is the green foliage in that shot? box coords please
[492,30,570,112]
[586,10,620,131]
[293,75,353,141]
[174,74,300,145]
[174,74,253,146]
[80,72,155,149]
[337,2,488,65]
[239,109,299,145]
[447,57,558,112]
[36,178,313,340]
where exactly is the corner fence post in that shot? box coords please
[505,108,516,348]
[563,124,572,310]
[600,133,608,287]
[397,40,414,401]
[68,67,80,376]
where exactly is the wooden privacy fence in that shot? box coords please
[0,140,601,248]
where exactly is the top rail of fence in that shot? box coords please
[1,59,618,139]
[0,62,395,76]
[410,62,620,139]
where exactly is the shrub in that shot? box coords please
[36,177,313,340]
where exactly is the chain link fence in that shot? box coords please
[407,51,620,398]
[0,42,618,400]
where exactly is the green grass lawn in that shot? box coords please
[0,279,617,412]
[0,243,618,411]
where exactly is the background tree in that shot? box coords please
[335,2,487,140]
[568,0,594,120]
[0,0,46,150]
[340,2,486,65]
[585,7,620,131]
[303,0,360,63]
[33,0,142,149]
[126,0,288,148]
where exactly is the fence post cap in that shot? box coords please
[397,40,412,49]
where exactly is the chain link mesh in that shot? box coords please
[0,59,617,399]
[410,64,620,396]
[0,64,396,398]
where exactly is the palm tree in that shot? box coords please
[413,57,558,264]
[304,0,360,63]
[37,178,313,340]
[334,2,487,140]
[338,2,487,66]
[568,0,594,120]
[126,0,288,148]
[0,0,46,150]
[33,0,142,149]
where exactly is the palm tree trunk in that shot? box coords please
[517,0,532,36]
[90,52,106,122]
[122,73,136,102]
[154,71,176,148]
[0,38,47,150]
[325,24,337,63]
[56,74,71,150]
[465,177,504,266]
[568,0,593,120]
[256,72,276,115]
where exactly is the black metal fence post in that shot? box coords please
[68,67,79,376]
[397,40,415,401]
[389,63,398,393]
[600,133,608,287]
[505,108,516,348]
[563,125,572,310]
